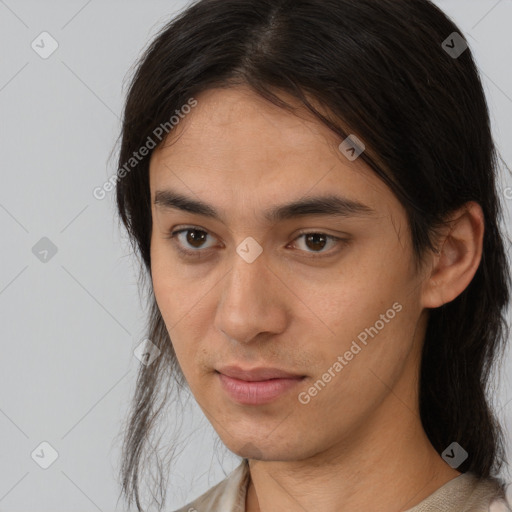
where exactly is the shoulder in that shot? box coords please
[463,473,511,511]
[406,472,512,512]
[172,460,250,512]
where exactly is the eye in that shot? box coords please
[166,226,348,259]
[289,231,347,256]
[167,227,218,256]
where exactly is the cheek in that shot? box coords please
[150,249,210,372]
[151,253,173,321]
[298,306,416,429]
[309,263,407,334]
[151,240,187,315]
[150,249,183,343]
[302,253,418,387]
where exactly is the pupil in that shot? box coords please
[187,229,206,248]
[306,234,326,251]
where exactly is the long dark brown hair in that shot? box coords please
[113,0,511,510]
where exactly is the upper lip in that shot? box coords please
[217,365,305,382]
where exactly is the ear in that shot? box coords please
[421,201,484,309]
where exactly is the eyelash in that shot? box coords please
[165,226,348,260]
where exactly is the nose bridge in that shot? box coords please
[224,241,268,312]
[215,241,282,343]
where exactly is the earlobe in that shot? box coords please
[421,201,484,309]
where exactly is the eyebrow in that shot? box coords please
[153,189,377,223]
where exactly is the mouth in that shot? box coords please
[215,366,306,405]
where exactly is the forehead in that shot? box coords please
[152,86,350,164]
[149,86,399,222]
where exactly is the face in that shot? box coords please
[149,86,430,461]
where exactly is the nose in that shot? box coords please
[214,247,288,345]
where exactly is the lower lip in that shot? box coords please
[217,372,305,405]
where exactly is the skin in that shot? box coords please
[149,86,484,512]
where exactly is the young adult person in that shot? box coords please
[115,1,512,511]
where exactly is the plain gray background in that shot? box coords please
[1,1,511,511]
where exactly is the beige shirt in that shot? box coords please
[173,459,511,512]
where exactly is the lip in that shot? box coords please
[217,365,305,381]
[216,366,306,405]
